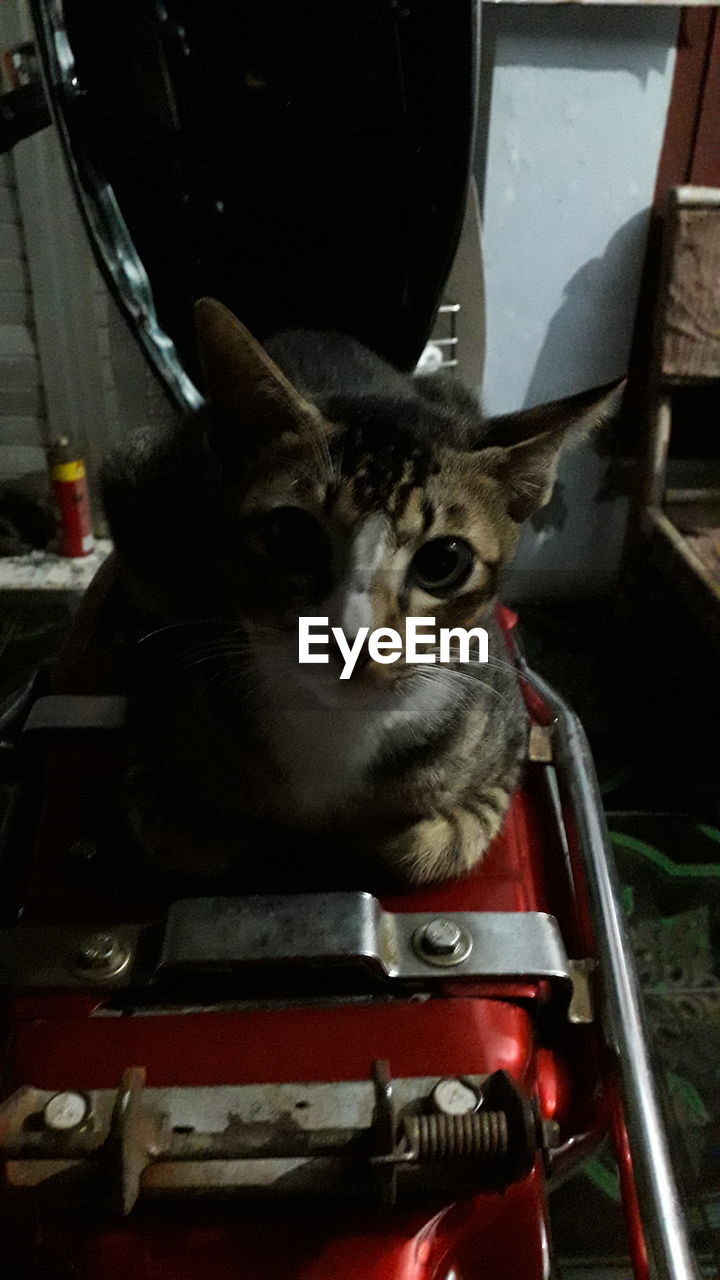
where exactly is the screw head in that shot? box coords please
[423,919,462,955]
[432,1078,480,1116]
[77,933,116,968]
[412,918,473,967]
[43,1091,89,1132]
[73,932,129,979]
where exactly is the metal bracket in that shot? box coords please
[568,958,597,1025]
[21,695,127,733]
[1,1065,547,1211]
[0,894,587,1015]
[528,723,554,764]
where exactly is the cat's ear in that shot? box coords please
[475,378,624,522]
[195,298,322,454]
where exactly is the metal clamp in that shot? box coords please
[0,894,590,1018]
[0,1064,548,1212]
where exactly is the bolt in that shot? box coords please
[432,1078,480,1117]
[412,918,473,967]
[423,919,462,955]
[74,932,128,978]
[43,1091,89,1132]
[77,933,116,968]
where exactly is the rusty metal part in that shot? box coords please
[0,1066,549,1211]
[106,1067,169,1215]
[528,724,554,763]
[370,1058,400,1205]
[568,958,597,1025]
[403,1110,509,1161]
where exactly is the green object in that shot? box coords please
[583,1156,621,1203]
[621,884,635,919]
[697,823,720,846]
[666,1072,711,1124]
[608,831,720,880]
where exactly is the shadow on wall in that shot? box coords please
[503,214,644,603]
[487,4,676,80]
[524,209,649,408]
[475,3,679,599]
[502,445,632,603]
[476,6,678,211]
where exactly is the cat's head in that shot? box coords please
[196,299,622,700]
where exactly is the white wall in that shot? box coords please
[477,5,679,597]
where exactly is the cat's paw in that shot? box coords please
[384,793,509,885]
[396,812,487,884]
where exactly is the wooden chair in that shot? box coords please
[639,186,720,635]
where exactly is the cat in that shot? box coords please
[102,299,621,887]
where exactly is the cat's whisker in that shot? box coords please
[415,663,512,710]
[144,639,260,682]
[420,644,516,690]
[414,672,482,713]
[311,419,335,484]
[138,619,220,644]
[482,654,552,703]
[293,417,334,487]
[198,664,264,708]
[312,450,332,488]
[175,650,252,677]
[274,452,327,491]
[417,652,490,683]
[332,436,346,485]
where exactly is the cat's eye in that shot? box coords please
[265,506,330,573]
[409,537,474,596]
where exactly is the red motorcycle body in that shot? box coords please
[0,589,606,1279]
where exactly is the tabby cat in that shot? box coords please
[102,299,620,887]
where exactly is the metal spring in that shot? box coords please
[403,1110,509,1162]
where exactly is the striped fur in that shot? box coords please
[103,302,621,886]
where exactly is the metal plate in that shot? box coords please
[0,1069,540,1206]
[21,695,127,732]
[0,893,576,1008]
[161,895,571,985]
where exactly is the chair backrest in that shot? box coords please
[655,186,720,384]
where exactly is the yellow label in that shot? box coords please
[51,460,85,483]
